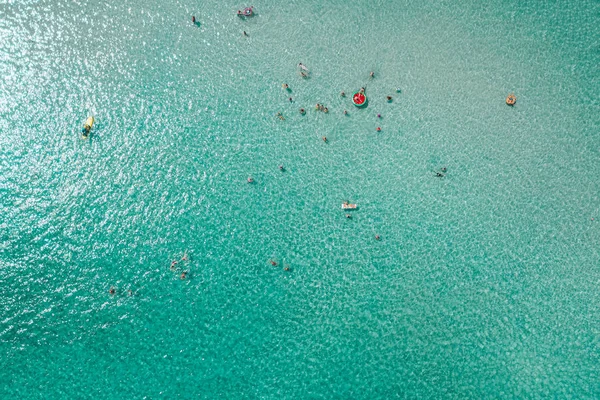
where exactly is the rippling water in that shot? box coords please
[1,0,599,398]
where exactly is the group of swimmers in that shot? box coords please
[315,103,329,113]
[276,71,400,141]
[434,167,448,177]
[170,251,190,280]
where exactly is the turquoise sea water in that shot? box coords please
[1,0,599,397]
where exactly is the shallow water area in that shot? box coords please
[1,0,599,398]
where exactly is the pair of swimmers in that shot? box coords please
[109,287,133,296]
[270,260,290,271]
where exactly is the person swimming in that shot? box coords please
[323,107,328,113]
[435,172,445,177]
[299,108,306,115]
[247,177,254,183]
[192,16,196,23]
[343,110,348,115]
[340,91,345,97]
[386,95,392,102]
[376,127,381,132]
[279,165,284,171]
[109,287,115,295]
[377,114,381,118]
[170,260,177,270]
[441,167,447,173]
[243,31,248,36]
[346,214,352,219]
[276,112,285,120]
[180,272,187,280]
[282,83,289,89]
[270,260,277,266]
[288,97,293,102]
[322,136,327,143]
[375,235,381,240]
[370,71,375,78]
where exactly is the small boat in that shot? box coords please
[352,91,367,107]
[342,203,357,210]
[81,116,94,139]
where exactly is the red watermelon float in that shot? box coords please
[352,91,367,107]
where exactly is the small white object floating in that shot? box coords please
[342,203,357,210]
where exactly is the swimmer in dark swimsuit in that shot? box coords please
[109,287,115,295]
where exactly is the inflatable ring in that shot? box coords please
[243,7,253,16]
[352,92,367,107]
[506,94,516,106]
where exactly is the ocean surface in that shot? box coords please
[1,0,599,398]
